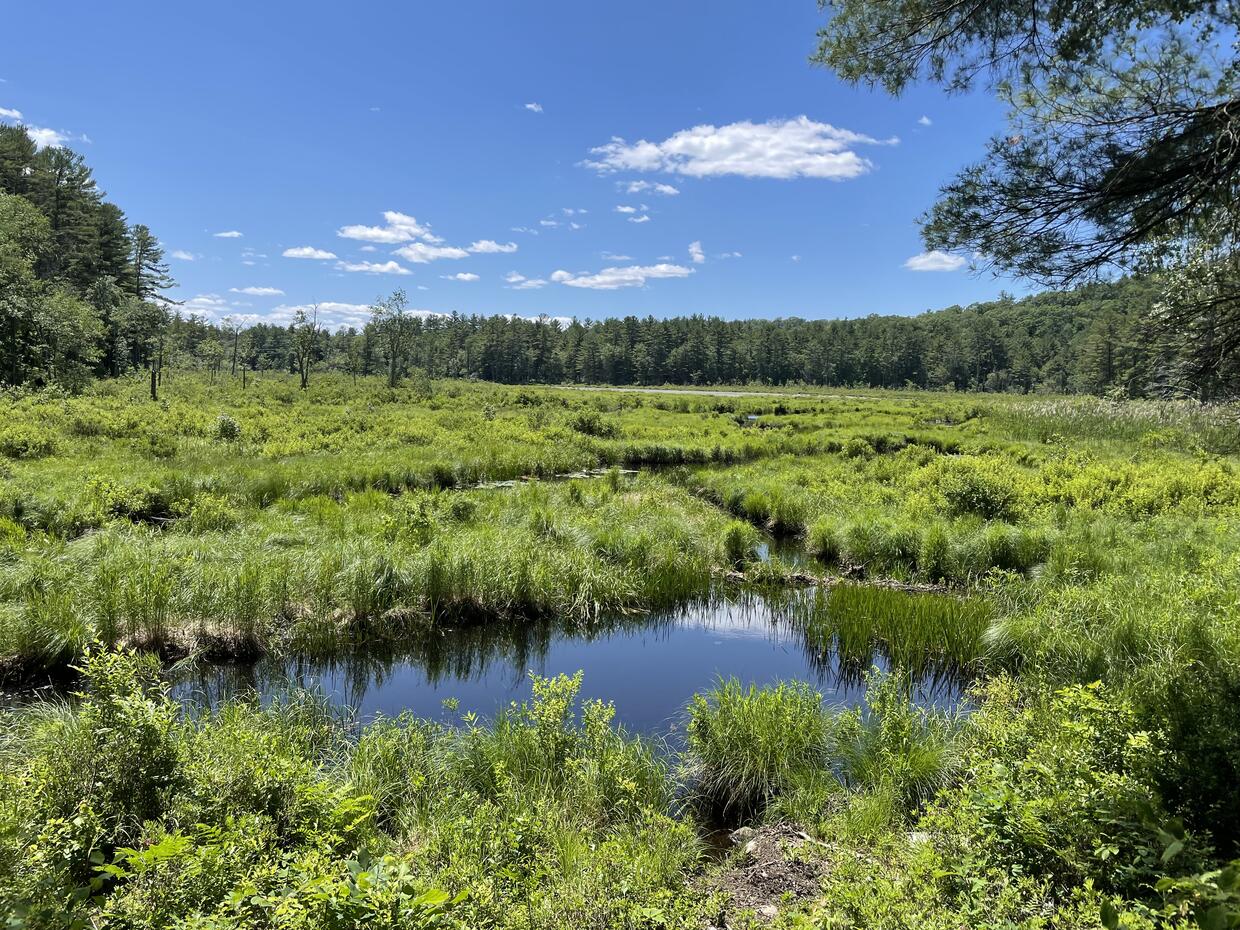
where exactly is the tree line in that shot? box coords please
[0,122,1232,399]
[158,277,1222,399]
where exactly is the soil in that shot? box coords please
[697,824,831,926]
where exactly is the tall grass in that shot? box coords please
[800,584,993,675]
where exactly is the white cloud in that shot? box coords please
[360,245,377,252]
[468,239,518,254]
[511,226,540,235]
[171,250,199,261]
[628,214,651,224]
[180,293,231,314]
[561,207,587,216]
[26,127,76,149]
[337,211,440,244]
[283,246,337,260]
[624,180,679,195]
[688,241,705,264]
[904,250,966,272]
[337,260,412,275]
[791,255,802,263]
[213,230,244,239]
[441,272,480,282]
[718,251,743,259]
[393,242,469,263]
[0,107,21,119]
[229,286,285,296]
[550,263,694,290]
[918,115,933,126]
[269,302,375,330]
[525,102,543,113]
[614,205,638,214]
[585,116,895,180]
[599,251,632,261]
[539,219,560,228]
[505,271,548,290]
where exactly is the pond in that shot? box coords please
[170,587,970,735]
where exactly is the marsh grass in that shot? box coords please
[685,669,961,832]
[684,678,832,819]
[798,584,993,675]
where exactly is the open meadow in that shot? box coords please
[0,374,1238,927]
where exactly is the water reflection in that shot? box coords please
[171,589,967,735]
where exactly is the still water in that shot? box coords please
[172,590,963,735]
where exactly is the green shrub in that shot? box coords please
[923,680,1184,898]
[0,425,57,460]
[568,409,619,438]
[936,457,1025,521]
[181,494,240,533]
[843,437,875,459]
[212,414,242,442]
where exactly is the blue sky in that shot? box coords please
[2,1,1027,330]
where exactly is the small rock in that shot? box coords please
[744,839,758,856]
[757,904,779,919]
[729,826,758,846]
[906,831,932,846]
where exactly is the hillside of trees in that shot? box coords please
[0,125,1228,399]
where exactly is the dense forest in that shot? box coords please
[0,124,1226,399]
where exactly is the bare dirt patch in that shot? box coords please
[698,824,830,926]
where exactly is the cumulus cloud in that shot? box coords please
[283,246,337,260]
[442,272,480,282]
[26,127,80,148]
[599,251,632,261]
[337,260,412,275]
[213,230,244,238]
[585,116,894,180]
[511,226,540,235]
[171,250,199,261]
[539,219,560,228]
[904,250,966,272]
[624,180,679,195]
[468,239,518,254]
[550,263,694,290]
[269,302,374,330]
[718,251,743,259]
[918,115,933,126]
[393,242,469,263]
[0,107,21,119]
[688,241,705,264]
[628,214,651,224]
[614,205,638,214]
[505,271,548,290]
[229,286,285,296]
[525,102,543,113]
[180,293,232,315]
[337,211,441,244]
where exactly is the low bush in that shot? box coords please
[0,425,56,460]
